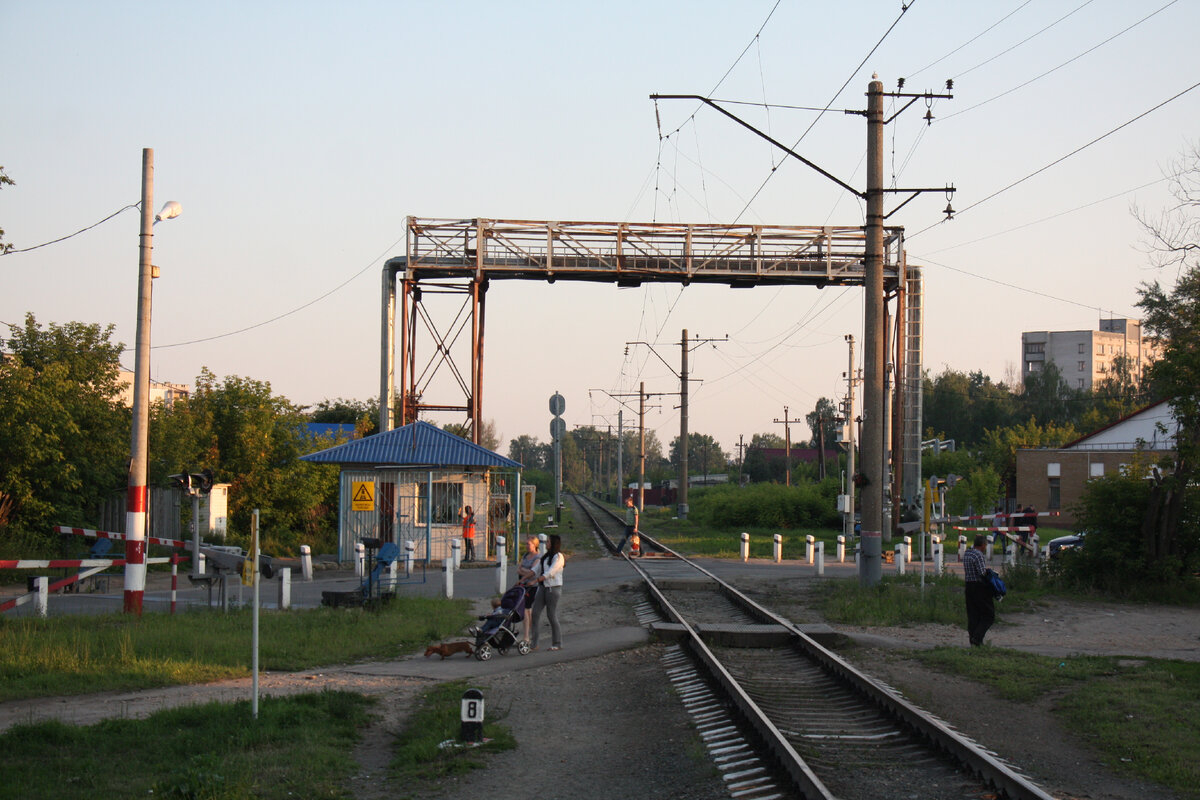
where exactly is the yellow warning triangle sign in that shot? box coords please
[353,483,374,502]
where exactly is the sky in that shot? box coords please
[2,1,1197,460]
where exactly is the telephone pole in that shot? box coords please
[844,334,857,547]
[774,406,804,487]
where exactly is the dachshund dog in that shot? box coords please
[424,641,474,659]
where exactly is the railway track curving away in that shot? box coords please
[570,493,1055,800]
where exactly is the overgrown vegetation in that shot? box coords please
[390,680,516,787]
[686,482,841,530]
[0,690,372,800]
[0,596,472,701]
[909,648,1200,795]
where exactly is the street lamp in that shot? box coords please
[125,147,180,615]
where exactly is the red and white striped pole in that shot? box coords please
[124,148,155,615]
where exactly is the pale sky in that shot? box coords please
[3,1,1197,457]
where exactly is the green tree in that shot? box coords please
[1132,144,1200,573]
[804,397,839,449]
[0,166,14,254]
[309,397,378,436]
[149,368,339,553]
[668,432,727,477]
[980,419,1079,498]
[1019,361,1084,429]
[0,315,128,546]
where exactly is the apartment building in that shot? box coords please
[1021,318,1155,391]
[117,368,189,408]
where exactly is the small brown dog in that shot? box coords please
[424,641,474,659]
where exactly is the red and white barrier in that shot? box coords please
[952,526,1036,532]
[54,526,190,550]
[1,556,184,615]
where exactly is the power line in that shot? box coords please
[943,1,1180,121]
[953,0,1098,80]
[1,203,139,256]
[905,0,1034,81]
[921,176,1170,256]
[730,1,917,225]
[909,79,1200,238]
[153,233,406,349]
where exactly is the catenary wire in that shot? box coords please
[909,79,1200,239]
[904,0,1034,81]
[953,0,1097,80]
[942,1,1180,121]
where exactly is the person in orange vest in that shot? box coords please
[461,505,477,562]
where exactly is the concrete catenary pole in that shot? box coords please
[617,410,624,501]
[845,334,856,545]
[679,329,689,519]
[638,382,646,512]
[860,77,885,586]
[124,148,155,615]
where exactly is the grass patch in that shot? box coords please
[391,680,515,786]
[0,596,473,701]
[816,573,970,626]
[907,648,1200,795]
[0,690,373,800]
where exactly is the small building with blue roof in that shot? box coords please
[300,420,523,563]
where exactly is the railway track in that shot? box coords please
[570,493,1055,800]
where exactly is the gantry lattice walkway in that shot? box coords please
[386,217,905,287]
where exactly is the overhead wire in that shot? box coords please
[1,203,139,256]
[904,0,1034,81]
[942,1,1180,122]
[952,0,1098,81]
[908,78,1200,239]
[153,233,406,349]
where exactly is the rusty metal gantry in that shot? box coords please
[380,217,912,470]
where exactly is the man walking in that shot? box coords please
[616,495,639,554]
[963,533,995,647]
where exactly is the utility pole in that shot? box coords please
[816,416,828,481]
[861,77,885,586]
[774,406,803,487]
[737,434,745,487]
[844,334,857,548]
[679,329,689,519]
[617,411,623,502]
[638,381,646,512]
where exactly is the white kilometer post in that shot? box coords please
[806,534,815,564]
[815,541,825,576]
[837,535,845,563]
[496,536,507,594]
[773,534,782,564]
[740,532,750,562]
[896,543,906,576]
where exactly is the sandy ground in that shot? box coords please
[3,562,1196,800]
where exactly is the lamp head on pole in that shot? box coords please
[154,201,182,224]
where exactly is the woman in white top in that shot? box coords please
[529,533,564,651]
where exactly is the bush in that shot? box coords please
[688,481,840,530]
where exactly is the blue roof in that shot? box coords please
[299,420,521,468]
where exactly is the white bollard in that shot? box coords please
[355,542,365,578]
[35,576,49,617]
[740,532,750,562]
[958,535,967,562]
[300,544,313,582]
[444,559,454,599]
[903,536,912,564]
[986,541,994,562]
[1006,543,1016,566]
[815,541,825,576]
[451,539,462,570]
[934,541,944,575]
[837,535,846,563]
[773,534,783,564]
[805,534,815,564]
[496,536,508,594]
[855,542,861,565]
[278,567,291,610]
[1031,533,1040,558]
[385,559,398,592]
[198,552,206,576]
[404,540,415,578]
[896,543,906,575]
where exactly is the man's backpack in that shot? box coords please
[983,568,1007,600]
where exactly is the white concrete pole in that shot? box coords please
[896,543,906,575]
[444,552,455,599]
[278,567,291,610]
[404,541,415,578]
[805,534,815,564]
[837,535,846,563]
[496,536,507,594]
[355,542,365,578]
[958,535,967,561]
[933,541,944,575]
[773,534,783,564]
[35,576,48,617]
[815,541,825,576]
[300,545,313,581]
[902,536,912,564]
[452,538,462,570]
[740,532,750,562]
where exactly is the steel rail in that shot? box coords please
[572,494,1057,800]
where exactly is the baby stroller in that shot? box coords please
[472,583,532,660]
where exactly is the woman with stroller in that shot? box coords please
[516,535,540,644]
[529,533,564,651]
